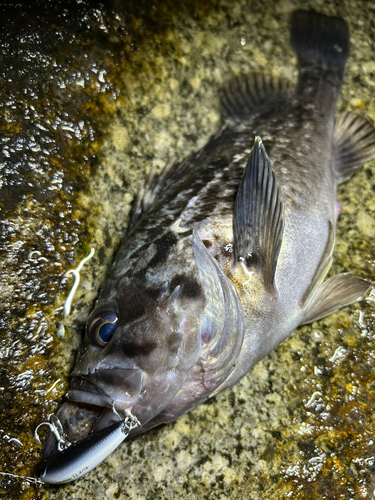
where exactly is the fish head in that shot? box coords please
[42,233,207,459]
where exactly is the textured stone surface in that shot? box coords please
[1,1,374,499]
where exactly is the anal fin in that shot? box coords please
[301,273,370,324]
[233,137,284,292]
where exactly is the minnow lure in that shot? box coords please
[37,413,140,484]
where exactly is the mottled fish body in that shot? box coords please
[39,11,375,482]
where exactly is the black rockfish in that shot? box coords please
[38,10,375,483]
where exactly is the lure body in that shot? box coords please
[38,422,125,484]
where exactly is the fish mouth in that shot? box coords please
[68,367,143,410]
[67,379,116,409]
[42,368,143,460]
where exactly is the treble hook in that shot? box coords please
[34,415,71,451]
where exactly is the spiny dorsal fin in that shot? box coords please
[334,112,375,183]
[130,157,178,229]
[233,137,284,291]
[220,73,294,123]
[129,127,231,230]
[301,273,370,325]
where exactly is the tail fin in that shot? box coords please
[291,10,349,80]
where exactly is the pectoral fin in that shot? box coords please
[233,137,284,291]
[301,273,370,324]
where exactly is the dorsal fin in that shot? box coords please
[220,73,294,123]
[233,137,284,291]
[334,112,375,182]
[129,157,178,229]
[129,126,231,230]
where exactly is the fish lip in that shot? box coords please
[63,367,143,433]
[67,375,113,409]
[67,389,114,408]
[70,368,143,410]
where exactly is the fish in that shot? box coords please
[38,10,375,483]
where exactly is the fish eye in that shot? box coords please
[86,309,118,347]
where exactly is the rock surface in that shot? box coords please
[0,1,374,499]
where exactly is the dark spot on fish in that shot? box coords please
[201,331,211,344]
[148,231,178,268]
[117,278,149,323]
[122,340,156,358]
[202,239,212,248]
[170,274,202,299]
[125,297,147,323]
[144,286,165,300]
